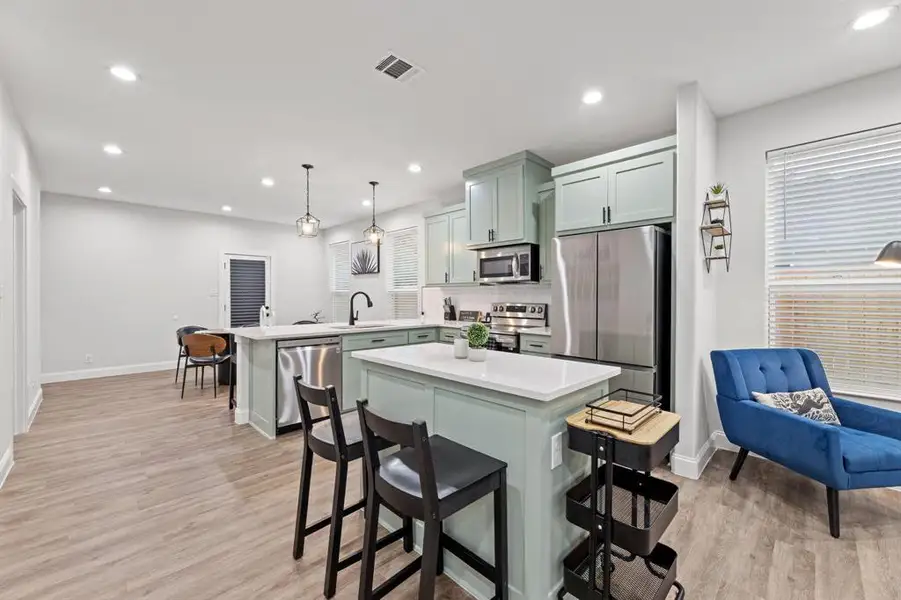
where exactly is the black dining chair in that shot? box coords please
[356,399,509,600]
[180,333,232,399]
[175,325,206,383]
[292,378,413,598]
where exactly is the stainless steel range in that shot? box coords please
[485,302,548,352]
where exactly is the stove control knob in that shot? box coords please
[530,307,536,313]
[537,306,544,313]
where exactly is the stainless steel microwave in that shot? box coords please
[477,244,540,284]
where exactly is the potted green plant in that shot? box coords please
[466,322,490,362]
[709,182,728,203]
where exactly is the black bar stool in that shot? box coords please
[292,377,414,599]
[356,399,509,600]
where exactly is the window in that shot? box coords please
[221,254,270,327]
[329,241,350,322]
[386,227,420,319]
[766,125,901,400]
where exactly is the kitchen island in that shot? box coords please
[352,343,620,600]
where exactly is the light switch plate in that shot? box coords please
[551,432,563,470]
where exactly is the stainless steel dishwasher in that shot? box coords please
[276,337,342,434]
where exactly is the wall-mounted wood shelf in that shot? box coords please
[700,191,732,273]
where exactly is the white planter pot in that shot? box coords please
[709,192,726,204]
[468,347,487,362]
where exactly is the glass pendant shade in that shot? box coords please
[297,164,320,238]
[875,240,901,267]
[362,181,385,244]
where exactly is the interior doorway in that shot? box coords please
[12,191,28,434]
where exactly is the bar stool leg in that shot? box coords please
[494,470,509,600]
[324,459,348,598]
[419,518,441,600]
[358,492,381,600]
[403,517,414,553]
[293,444,314,560]
[436,521,444,576]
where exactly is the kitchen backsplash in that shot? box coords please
[422,285,552,322]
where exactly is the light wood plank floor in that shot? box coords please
[1,372,900,600]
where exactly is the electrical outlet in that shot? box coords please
[84,354,93,364]
[551,432,563,470]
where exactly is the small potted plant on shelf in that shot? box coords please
[467,322,490,362]
[709,182,728,203]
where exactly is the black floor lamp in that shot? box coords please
[875,241,901,267]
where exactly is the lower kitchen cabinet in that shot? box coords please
[341,330,416,409]
[520,334,551,356]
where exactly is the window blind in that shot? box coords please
[229,258,267,327]
[329,241,350,322]
[387,227,420,319]
[766,125,901,400]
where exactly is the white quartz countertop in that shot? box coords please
[221,320,449,341]
[352,343,619,402]
[520,327,551,337]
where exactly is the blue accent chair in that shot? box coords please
[711,348,901,538]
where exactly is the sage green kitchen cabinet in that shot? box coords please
[463,151,553,248]
[449,211,477,283]
[425,214,451,285]
[555,167,607,233]
[607,151,675,225]
[425,205,477,286]
[537,183,556,283]
[341,330,411,409]
[519,334,551,355]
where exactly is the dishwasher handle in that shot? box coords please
[277,337,341,349]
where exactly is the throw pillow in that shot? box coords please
[751,388,842,425]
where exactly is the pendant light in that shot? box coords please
[362,181,385,244]
[875,241,901,267]
[296,164,320,238]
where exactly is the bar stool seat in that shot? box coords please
[310,411,365,448]
[380,435,506,501]
[357,400,509,600]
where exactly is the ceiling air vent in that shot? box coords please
[374,53,423,82]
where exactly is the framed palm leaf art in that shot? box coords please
[351,240,380,275]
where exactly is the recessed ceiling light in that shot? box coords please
[853,6,896,30]
[103,144,123,155]
[261,177,275,187]
[408,163,422,173]
[362,199,372,207]
[582,89,604,105]
[221,205,233,212]
[97,186,112,194]
[109,65,138,82]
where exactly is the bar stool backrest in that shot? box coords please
[182,333,226,358]
[356,399,441,514]
[292,376,347,451]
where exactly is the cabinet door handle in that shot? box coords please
[445,272,449,283]
[540,265,544,279]
[416,334,428,339]
[372,338,386,343]
[606,206,611,223]
[473,270,477,281]
[528,343,544,349]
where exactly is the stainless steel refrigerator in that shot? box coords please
[551,226,671,410]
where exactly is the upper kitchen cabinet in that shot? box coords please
[463,151,553,248]
[537,182,556,283]
[552,136,676,235]
[424,204,477,285]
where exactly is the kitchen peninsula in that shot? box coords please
[352,343,620,600]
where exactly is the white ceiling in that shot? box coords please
[1,0,900,228]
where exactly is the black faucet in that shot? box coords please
[349,291,373,326]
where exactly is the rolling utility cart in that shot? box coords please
[559,390,685,600]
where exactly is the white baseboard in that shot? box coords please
[671,433,717,480]
[41,361,176,384]
[0,443,13,490]
[26,388,42,432]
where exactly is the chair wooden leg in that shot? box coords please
[729,448,749,481]
[194,367,198,386]
[200,366,205,390]
[827,487,840,539]
[418,518,441,600]
[436,521,444,576]
[402,516,414,553]
[293,445,314,560]
[494,470,509,600]
[324,460,348,598]
[213,366,218,398]
[358,491,381,600]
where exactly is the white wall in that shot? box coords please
[41,194,329,380]
[671,83,719,478]
[717,66,901,351]
[0,79,42,486]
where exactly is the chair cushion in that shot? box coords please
[378,435,506,500]
[752,388,841,425]
[187,356,227,365]
[311,411,363,447]
[840,428,901,473]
